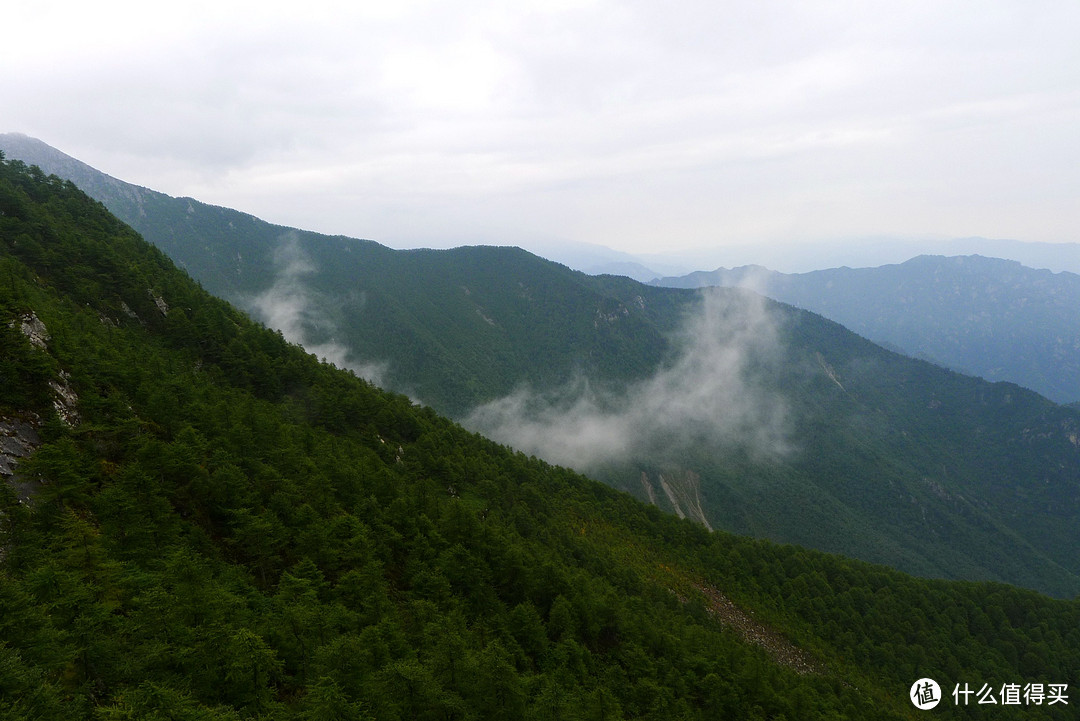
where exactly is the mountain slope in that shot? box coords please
[652,255,1080,404]
[5,139,1080,720]
[0,134,687,415]
[5,136,1080,600]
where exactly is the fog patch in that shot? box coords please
[247,232,387,385]
[465,287,790,471]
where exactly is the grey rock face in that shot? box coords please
[0,416,42,505]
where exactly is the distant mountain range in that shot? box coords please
[652,257,1080,405]
[4,133,1080,599]
[7,146,1080,719]
[634,236,1080,278]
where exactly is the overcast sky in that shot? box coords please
[6,1,1080,256]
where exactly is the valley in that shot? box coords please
[4,135,1079,600]
[2,136,1079,720]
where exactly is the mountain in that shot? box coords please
[652,256,1080,405]
[4,134,1080,720]
[0,136,696,414]
[633,236,1080,276]
[5,136,1080,601]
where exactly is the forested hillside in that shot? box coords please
[3,154,1080,718]
[3,137,1080,600]
[0,136,682,414]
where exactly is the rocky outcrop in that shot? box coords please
[0,415,42,506]
[12,312,49,350]
[692,581,825,676]
[655,469,713,531]
[150,291,169,316]
[9,310,80,428]
[49,370,80,427]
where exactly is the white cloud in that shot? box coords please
[6,1,1080,253]
[247,233,388,384]
[465,287,790,470]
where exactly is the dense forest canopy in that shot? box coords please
[1,156,1078,718]
[5,137,1080,600]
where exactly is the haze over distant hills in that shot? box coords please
[4,132,1079,279]
[654,257,1080,405]
[4,134,1080,599]
[6,149,1080,718]
[632,236,1080,279]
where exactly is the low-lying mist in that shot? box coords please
[247,233,387,385]
[465,287,791,472]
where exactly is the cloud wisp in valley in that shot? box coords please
[465,287,790,472]
[247,233,387,386]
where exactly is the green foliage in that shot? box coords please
[1,155,1077,719]
[10,138,1080,597]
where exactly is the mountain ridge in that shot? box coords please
[653,255,1080,404]
[2,156,1079,717]
[4,136,1080,600]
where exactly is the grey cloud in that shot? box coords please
[8,1,1080,254]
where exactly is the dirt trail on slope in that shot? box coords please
[690,580,825,675]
